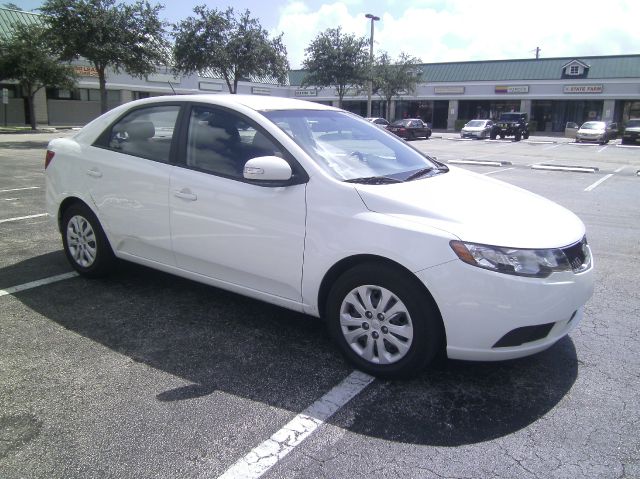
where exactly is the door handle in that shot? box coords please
[86,168,102,178]
[173,188,197,201]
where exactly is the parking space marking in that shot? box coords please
[0,272,79,298]
[0,186,40,193]
[483,167,515,175]
[597,145,609,153]
[0,213,47,224]
[217,370,374,479]
[531,164,598,173]
[584,167,625,192]
[543,144,563,151]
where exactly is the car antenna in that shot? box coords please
[167,81,176,95]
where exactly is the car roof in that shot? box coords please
[127,94,338,112]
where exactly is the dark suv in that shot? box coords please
[490,112,530,141]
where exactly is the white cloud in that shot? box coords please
[276,0,640,68]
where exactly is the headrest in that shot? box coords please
[124,121,155,140]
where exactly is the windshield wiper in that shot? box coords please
[344,176,403,185]
[403,167,435,181]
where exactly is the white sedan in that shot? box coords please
[45,95,594,377]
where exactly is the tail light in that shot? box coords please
[45,150,55,169]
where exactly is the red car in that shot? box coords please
[387,119,432,140]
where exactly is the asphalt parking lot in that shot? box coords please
[1,130,639,479]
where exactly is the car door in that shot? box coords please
[169,104,307,302]
[565,122,579,138]
[87,103,182,264]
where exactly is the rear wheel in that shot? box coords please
[326,263,443,378]
[514,131,522,141]
[523,130,530,139]
[61,203,116,278]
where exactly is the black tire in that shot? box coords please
[523,130,530,140]
[326,263,443,378]
[61,203,116,278]
[514,131,521,141]
[490,130,497,140]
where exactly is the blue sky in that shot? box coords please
[10,0,640,68]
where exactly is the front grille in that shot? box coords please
[561,236,591,273]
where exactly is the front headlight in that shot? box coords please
[450,240,572,278]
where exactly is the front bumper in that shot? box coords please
[576,132,605,142]
[416,256,594,361]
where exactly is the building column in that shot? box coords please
[446,100,458,131]
[33,87,48,126]
[520,99,532,119]
[602,100,615,122]
[120,90,133,105]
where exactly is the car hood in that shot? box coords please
[578,127,605,134]
[463,126,485,131]
[355,167,585,248]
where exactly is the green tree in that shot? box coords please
[301,27,369,108]
[40,0,169,113]
[173,7,288,94]
[0,23,76,129]
[372,52,422,121]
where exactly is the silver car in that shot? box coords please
[575,121,618,144]
[460,119,493,139]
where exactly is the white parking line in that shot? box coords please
[217,370,374,479]
[0,213,47,224]
[0,186,40,193]
[597,145,609,153]
[583,167,626,192]
[543,144,563,151]
[483,167,515,175]
[0,272,79,298]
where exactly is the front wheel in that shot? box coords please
[326,264,443,378]
[61,203,116,278]
[523,131,530,139]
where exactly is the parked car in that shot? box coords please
[490,112,529,141]
[460,119,494,139]
[575,121,618,144]
[387,119,432,140]
[364,117,390,128]
[621,119,640,145]
[46,95,594,378]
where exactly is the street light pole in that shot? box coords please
[365,13,380,118]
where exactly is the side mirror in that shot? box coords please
[243,156,292,182]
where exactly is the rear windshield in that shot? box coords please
[626,119,640,128]
[499,114,524,121]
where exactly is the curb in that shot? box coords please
[449,159,513,167]
[531,164,599,173]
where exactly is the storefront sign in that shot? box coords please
[199,82,223,92]
[495,85,529,94]
[434,86,465,94]
[252,87,271,95]
[295,89,317,97]
[563,85,603,94]
[74,66,99,77]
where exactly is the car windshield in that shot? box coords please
[262,109,441,182]
[499,114,523,121]
[626,119,640,128]
[466,120,486,127]
[391,120,411,127]
[581,122,605,130]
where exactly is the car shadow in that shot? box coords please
[8,252,578,446]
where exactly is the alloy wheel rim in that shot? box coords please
[66,215,97,268]
[339,285,414,365]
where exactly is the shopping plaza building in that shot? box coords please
[2,6,639,131]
